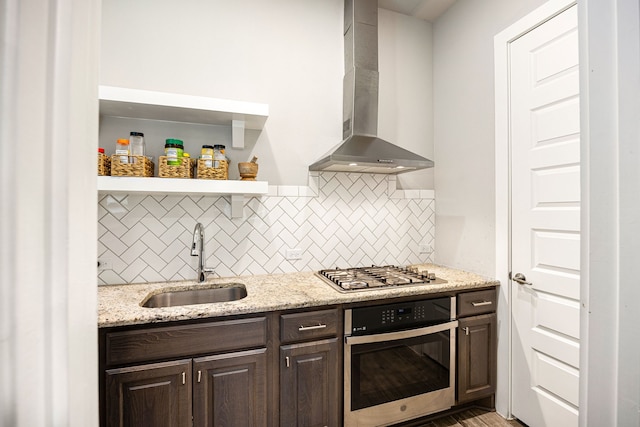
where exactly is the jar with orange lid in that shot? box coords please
[115,138,130,164]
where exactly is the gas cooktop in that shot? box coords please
[317,265,447,292]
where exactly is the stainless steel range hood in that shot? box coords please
[309,0,434,174]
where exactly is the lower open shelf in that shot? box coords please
[97,176,268,218]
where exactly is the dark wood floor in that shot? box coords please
[394,407,526,427]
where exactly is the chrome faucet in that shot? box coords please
[191,222,215,283]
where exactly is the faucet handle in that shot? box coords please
[199,267,215,283]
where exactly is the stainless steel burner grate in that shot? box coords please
[317,265,446,292]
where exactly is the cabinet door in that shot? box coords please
[193,349,267,427]
[105,359,192,427]
[280,338,339,427]
[457,313,497,403]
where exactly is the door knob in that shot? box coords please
[512,272,532,285]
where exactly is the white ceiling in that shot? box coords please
[378,0,456,22]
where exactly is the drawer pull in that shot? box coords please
[471,301,493,307]
[298,323,327,332]
[463,327,470,336]
[197,370,202,383]
[182,372,186,385]
[286,356,290,368]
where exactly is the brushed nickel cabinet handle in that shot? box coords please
[197,370,201,383]
[471,301,493,307]
[463,327,470,336]
[286,356,290,368]
[182,372,186,385]
[298,324,327,332]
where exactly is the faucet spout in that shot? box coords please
[191,223,215,283]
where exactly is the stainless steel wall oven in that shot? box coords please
[344,296,458,426]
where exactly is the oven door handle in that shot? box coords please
[345,320,459,345]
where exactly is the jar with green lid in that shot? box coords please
[165,138,184,166]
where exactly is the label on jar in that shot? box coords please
[115,148,129,164]
[201,147,213,159]
[166,147,180,165]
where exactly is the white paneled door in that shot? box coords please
[509,5,580,427]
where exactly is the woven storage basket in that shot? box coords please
[110,155,154,177]
[98,152,111,176]
[197,158,228,180]
[158,156,193,179]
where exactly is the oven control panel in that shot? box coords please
[348,296,452,336]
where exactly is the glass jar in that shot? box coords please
[129,131,145,156]
[201,145,214,167]
[116,139,130,164]
[213,144,225,168]
[213,144,225,160]
[165,139,184,166]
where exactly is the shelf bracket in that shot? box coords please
[232,119,245,149]
[230,194,245,218]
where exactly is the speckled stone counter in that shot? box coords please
[98,264,499,328]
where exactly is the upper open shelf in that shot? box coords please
[98,86,269,148]
[97,86,270,217]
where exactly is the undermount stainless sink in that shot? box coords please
[141,284,247,308]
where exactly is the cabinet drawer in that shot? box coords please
[105,317,267,367]
[457,289,497,317]
[280,309,339,344]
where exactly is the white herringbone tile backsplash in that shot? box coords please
[98,173,435,285]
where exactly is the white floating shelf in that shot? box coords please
[98,86,269,148]
[97,176,268,218]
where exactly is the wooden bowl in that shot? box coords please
[238,162,258,181]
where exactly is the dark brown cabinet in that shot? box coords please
[457,313,497,402]
[105,359,193,427]
[100,316,268,427]
[280,339,340,427]
[193,348,267,427]
[279,309,341,427]
[456,289,498,403]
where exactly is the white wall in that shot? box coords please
[100,0,434,189]
[379,9,434,190]
[433,0,547,276]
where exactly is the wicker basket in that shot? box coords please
[158,156,193,179]
[98,152,111,176]
[110,155,154,177]
[196,158,228,180]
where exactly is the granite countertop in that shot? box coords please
[98,264,499,328]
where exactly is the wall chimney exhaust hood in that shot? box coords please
[309,0,434,174]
